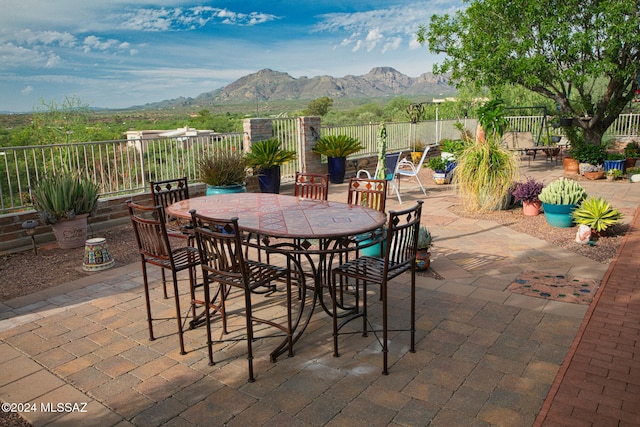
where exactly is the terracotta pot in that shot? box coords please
[584,171,604,180]
[50,214,89,249]
[416,249,431,270]
[522,200,542,216]
[624,157,638,171]
[562,157,579,175]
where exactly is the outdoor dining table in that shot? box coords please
[166,192,387,358]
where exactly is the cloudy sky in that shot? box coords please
[0,0,463,113]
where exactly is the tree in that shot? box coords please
[304,97,334,116]
[417,0,640,145]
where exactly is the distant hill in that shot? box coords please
[133,67,456,110]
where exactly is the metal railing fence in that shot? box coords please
[2,113,639,214]
[1,132,244,213]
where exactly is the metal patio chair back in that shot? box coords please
[294,172,330,200]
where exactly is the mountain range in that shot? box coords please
[135,67,456,109]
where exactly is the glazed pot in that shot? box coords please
[205,183,246,195]
[542,203,576,228]
[327,157,347,184]
[415,249,431,270]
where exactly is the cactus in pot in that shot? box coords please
[538,177,587,228]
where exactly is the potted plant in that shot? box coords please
[198,150,248,195]
[624,141,639,171]
[573,142,606,175]
[415,225,433,270]
[32,172,100,249]
[572,197,622,236]
[512,177,544,216]
[427,157,451,184]
[312,134,364,184]
[562,127,583,175]
[245,138,296,193]
[606,168,623,182]
[538,177,587,228]
[603,152,626,173]
[582,163,605,180]
[410,140,426,163]
[453,134,520,211]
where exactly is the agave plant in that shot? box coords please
[32,172,100,224]
[572,197,622,233]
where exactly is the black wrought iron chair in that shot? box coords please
[150,177,193,298]
[127,201,200,355]
[190,210,294,382]
[294,172,330,200]
[331,200,423,374]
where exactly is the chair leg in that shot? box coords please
[171,270,186,355]
[382,279,389,375]
[203,278,215,366]
[160,269,169,299]
[141,261,155,341]
[410,270,416,353]
[242,289,256,382]
[331,271,340,358]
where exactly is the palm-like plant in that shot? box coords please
[312,134,363,158]
[245,138,296,169]
[572,197,622,233]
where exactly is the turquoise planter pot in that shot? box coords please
[205,184,246,196]
[542,203,576,228]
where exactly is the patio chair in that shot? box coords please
[357,153,402,203]
[294,172,330,200]
[190,210,294,382]
[396,146,431,197]
[150,177,193,298]
[127,201,200,356]
[347,177,387,212]
[331,200,423,375]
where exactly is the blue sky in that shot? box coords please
[0,1,463,113]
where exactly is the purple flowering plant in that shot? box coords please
[512,177,544,203]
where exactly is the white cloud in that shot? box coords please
[114,6,278,31]
[21,85,33,95]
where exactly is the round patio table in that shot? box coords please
[166,193,387,358]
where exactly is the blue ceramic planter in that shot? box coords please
[257,166,281,194]
[327,157,347,184]
[542,203,576,228]
[603,159,625,172]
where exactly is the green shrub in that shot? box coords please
[198,150,247,186]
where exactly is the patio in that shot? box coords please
[1,161,639,426]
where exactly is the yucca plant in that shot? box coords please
[312,134,363,158]
[453,135,520,211]
[32,172,100,224]
[572,197,622,233]
[245,138,296,169]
